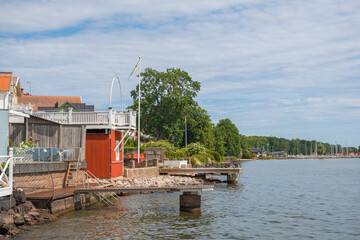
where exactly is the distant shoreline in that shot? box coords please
[239,155,360,161]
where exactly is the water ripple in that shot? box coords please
[15,158,360,240]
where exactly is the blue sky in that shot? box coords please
[1,0,359,147]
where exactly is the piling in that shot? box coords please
[179,191,201,213]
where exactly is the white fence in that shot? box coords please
[33,109,136,129]
[163,160,188,168]
[0,148,13,197]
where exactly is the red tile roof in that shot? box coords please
[0,72,12,91]
[17,95,82,110]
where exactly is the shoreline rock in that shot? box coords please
[0,188,55,237]
[1,175,217,236]
[115,175,205,188]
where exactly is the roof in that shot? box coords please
[17,95,82,110]
[250,148,261,153]
[0,72,12,91]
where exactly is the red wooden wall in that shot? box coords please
[110,131,123,177]
[85,130,124,178]
[85,133,111,178]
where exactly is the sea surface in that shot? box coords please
[16,158,360,239]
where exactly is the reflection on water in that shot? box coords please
[16,158,360,239]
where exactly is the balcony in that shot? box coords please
[33,109,137,130]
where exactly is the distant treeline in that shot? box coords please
[128,67,358,158]
[246,136,357,155]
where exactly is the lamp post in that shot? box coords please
[26,81,31,95]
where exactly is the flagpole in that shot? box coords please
[137,57,141,163]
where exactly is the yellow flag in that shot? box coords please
[129,59,140,79]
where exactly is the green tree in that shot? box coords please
[214,118,242,157]
[185,105,215,149]
[129,68,201,147]
[317,143,325,155]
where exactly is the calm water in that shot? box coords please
[16,158,360,239]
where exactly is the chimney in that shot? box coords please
[21,88,24,95]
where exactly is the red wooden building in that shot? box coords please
[33,108,137,179]
[86,129,124,178]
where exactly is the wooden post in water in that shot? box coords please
[74,192,82,210]
[84,193,91,208]
[179,191,201,213]
[227,173,238,184]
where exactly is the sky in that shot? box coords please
[1,0,359,147]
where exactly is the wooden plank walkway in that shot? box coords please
[26,185,214,201]
[26,187,76,200]
[74,185,214,194]
[159,168,244,175]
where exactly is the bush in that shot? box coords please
[146,140,176,152]
[190,158,197,167]
[192,154,211,165]
[20,140,35,148]
[242,148,253,159]
[210,151,221,163]
[187,142,207,155]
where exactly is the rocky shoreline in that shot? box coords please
[0,188,55,238]
[0,175,215,237]
[114,175,205,188]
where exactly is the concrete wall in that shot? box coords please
[50,193,97,215]
[14,169,86,194]
[124,167,159,179]
[0,109,8,155]
[14,172,66,194]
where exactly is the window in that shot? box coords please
[116,140,120,161]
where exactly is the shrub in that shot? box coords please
[190,158,197,167]
[242,148,253,159]
[187,142,207,155]
[20,140,35,148]
[192,154,211,165]
[146,140,176,152]
[210,151,221,163]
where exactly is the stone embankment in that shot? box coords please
[0,175,209,237]
[0,188,55,238]
[197,161,241,169]
[113,175,205,188]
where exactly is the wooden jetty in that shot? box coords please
[73,185,213,213]
[26,185,214,213]
[74,185,213,194]
[160,168,244,184]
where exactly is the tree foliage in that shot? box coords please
[245,136,357,155]
[127,67,358,158]
[214,118,242,157]
[129,67,214,147]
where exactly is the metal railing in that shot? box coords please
[83,170,119,206]
[0,148,13,197]
[33,109,136,129]
[13,147,84,163]
[124,158,159,168]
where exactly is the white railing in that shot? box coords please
[33,109,136,129]
[72,111,109,125]
[0,148,13,197]
[164,160,188,168]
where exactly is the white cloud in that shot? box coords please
[0,0,359,146]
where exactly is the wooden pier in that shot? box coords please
[74,185,213,213]
[160,168,243,174]
[74,185,213,194]
[26,185,214,213]
[160,168,244,184]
